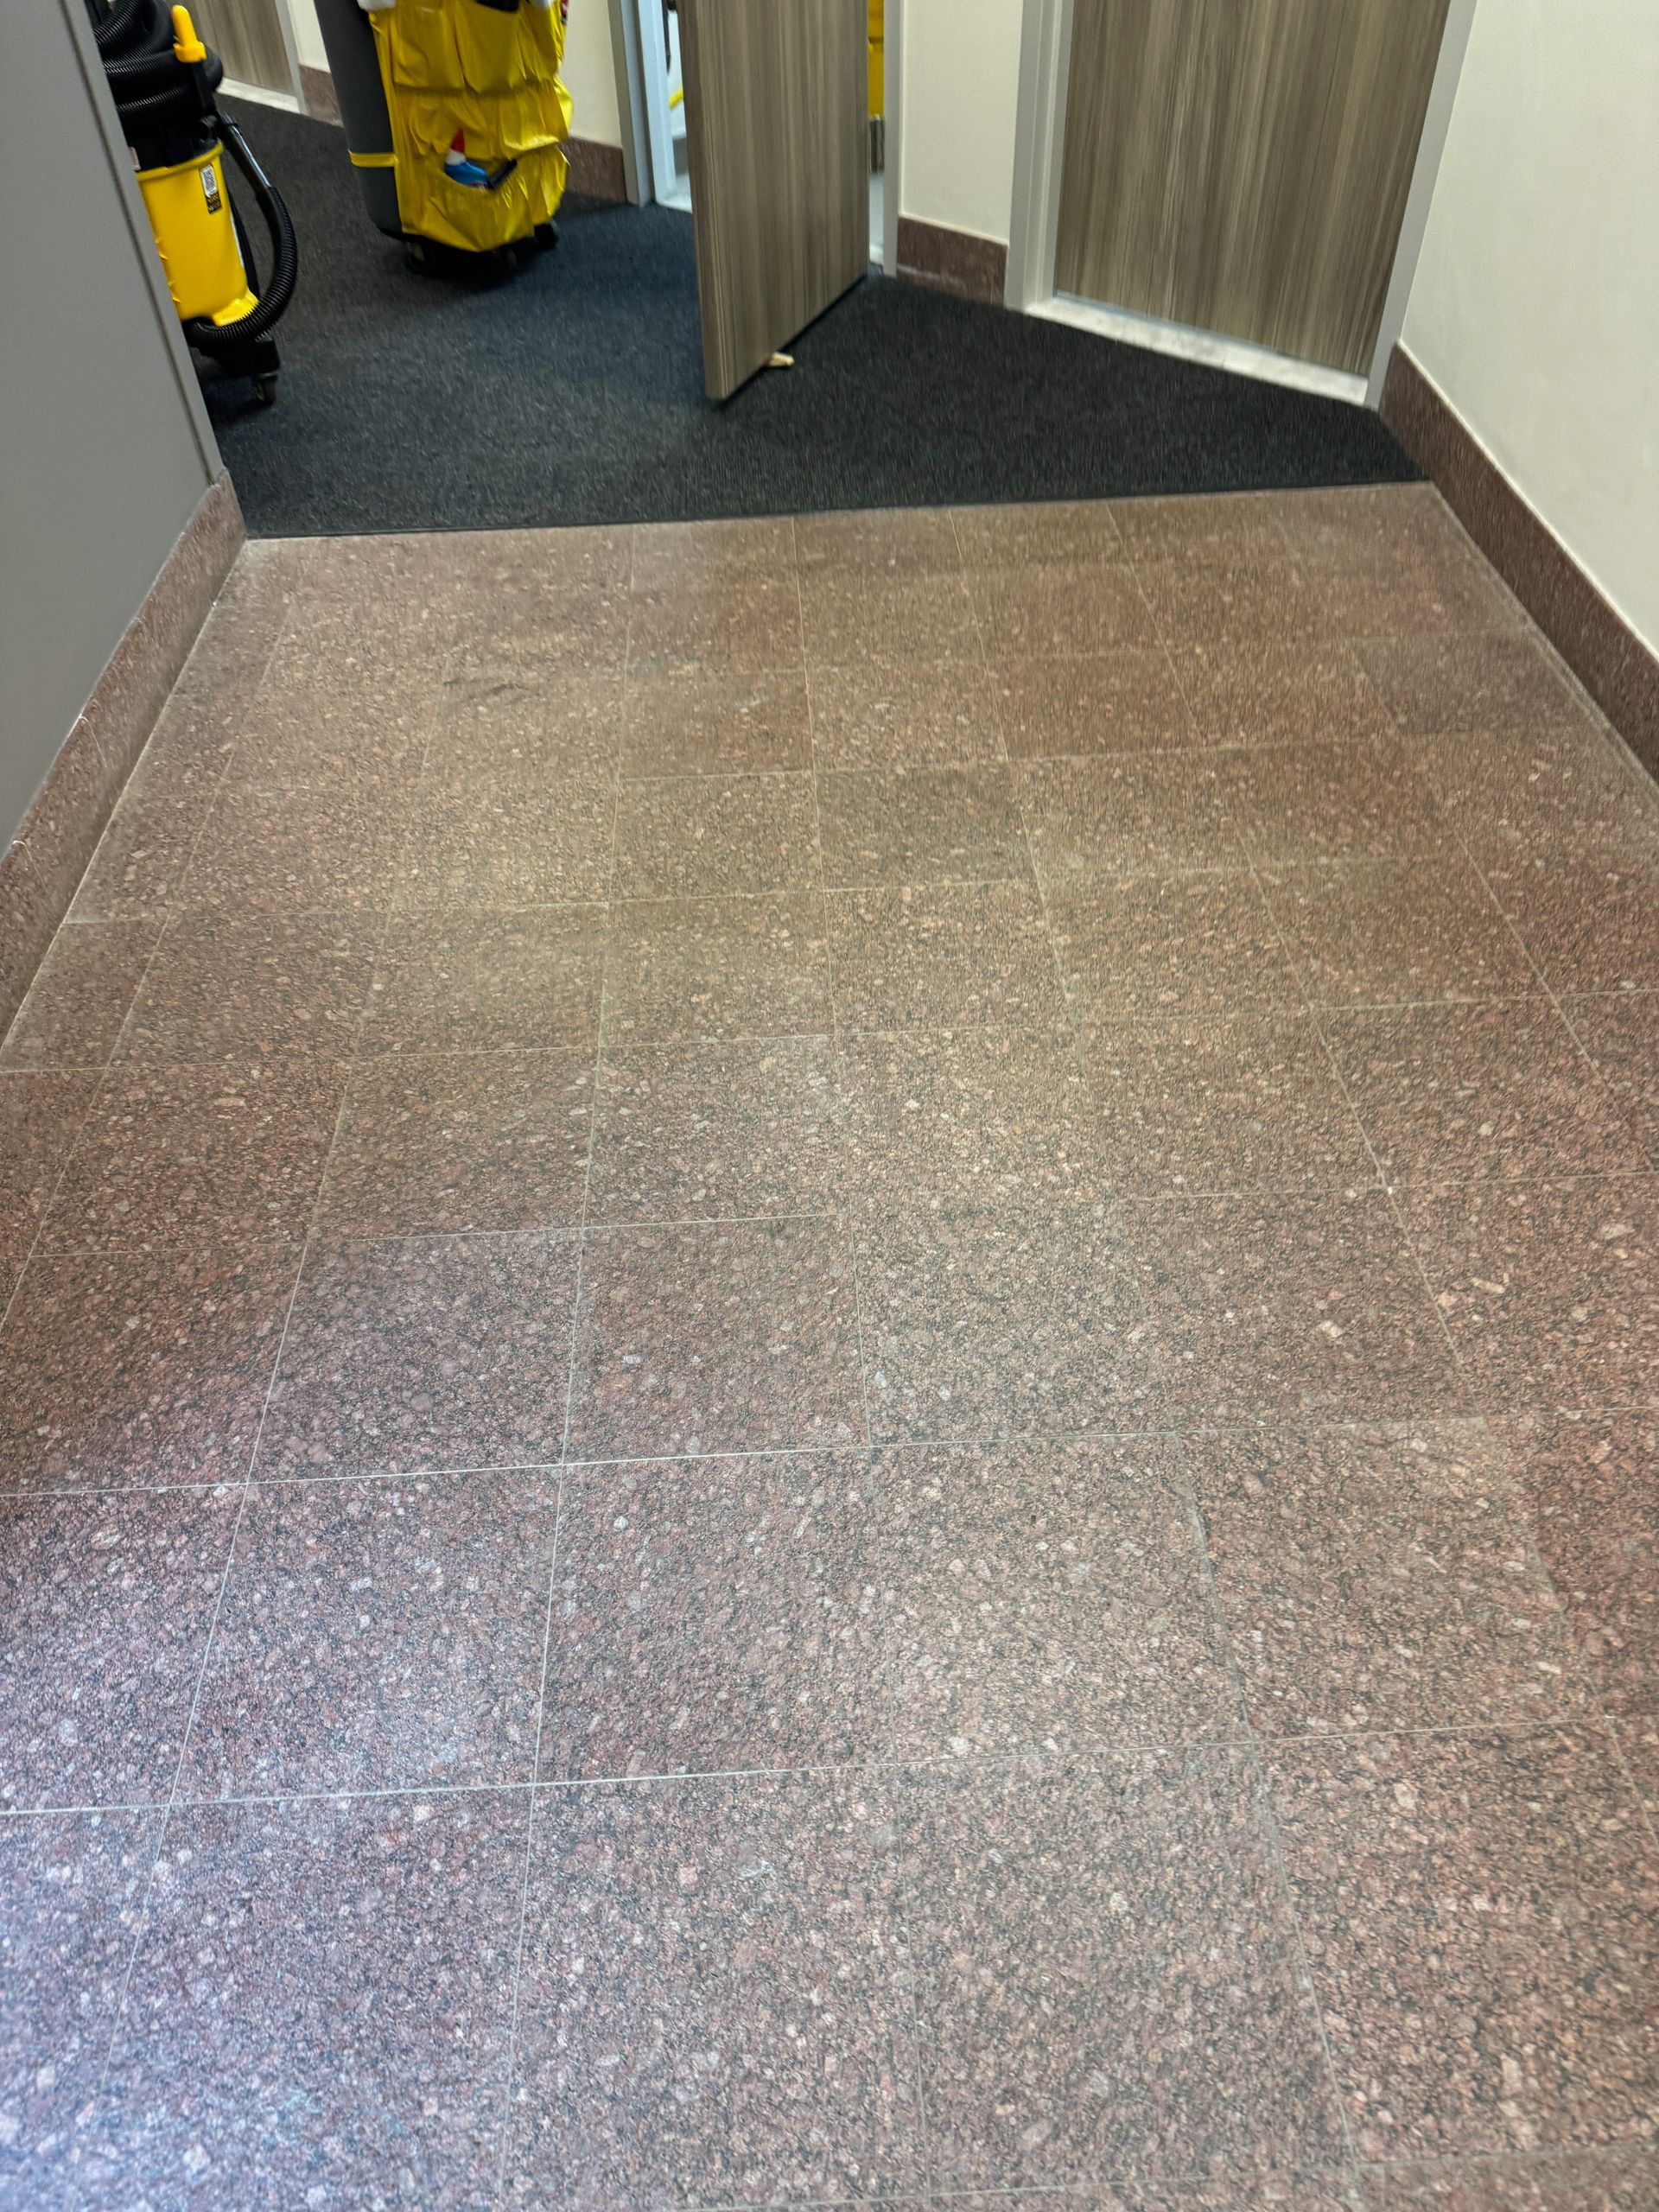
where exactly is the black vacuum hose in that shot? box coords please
[185,112,298,352]
[92,0,149,53]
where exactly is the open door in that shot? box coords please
[678,0,868,401]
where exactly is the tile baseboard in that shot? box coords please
[895,217,1008,308]
[297,62,340,126]
[0,472,244,1039]
[1382,343,1659,781]
[564,136,629,205]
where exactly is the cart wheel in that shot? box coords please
[402,238,428,274]
[492,244,521,273]
[254,372,279,407]
[535,221,559,251]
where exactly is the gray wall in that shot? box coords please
[0,0,219,850]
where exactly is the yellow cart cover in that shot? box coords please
[371,0,572,251]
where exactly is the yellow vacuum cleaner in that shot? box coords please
[316,0,572,274]
[91,0,298,404]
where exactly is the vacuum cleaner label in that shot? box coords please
[200,164,222,213]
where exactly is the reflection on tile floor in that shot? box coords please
[2,487,1657,2209]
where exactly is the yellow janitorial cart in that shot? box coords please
[315,0,572,271]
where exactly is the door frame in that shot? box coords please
[608,0,899,273]
[1006,0,1479,407]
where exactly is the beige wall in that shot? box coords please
[1401,0,1659,653]
[899,0,1020,244]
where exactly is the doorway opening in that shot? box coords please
[630,0,887,265]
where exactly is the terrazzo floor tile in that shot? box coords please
[588,1035,842,1223]
[1484,856,1659,995]
[8,499,1659,2212]
[1322,999,1644,1186]
[507,1770,921,2209]
[800,565,980,663]
[364,902,608,1055]
[808,654,1004,770]
[0,921,160,1072]
[1399,1177,1659,1412]
[0,1069,99,1300]
[97,1789,526,2209]
[181,1469,559,1796]
[955,497,1126,566]
[257,1229,580,1477]
[797,505,963,577]
[1122,1189,1465,1422]
[1172,639,1393,747]
[611,772,819,899]
[397,762,617,907]
[1109,491,1287,565]
[568,1217,867,1460]
[1015,754,1244,885]
[825,880,1070,1033]
[0,1808,161,2196]
[1424,730,1659,866]
[1257,860,1539,1007]
[631,514,792,588]
[1081,1011,1375,1195]
[41,1059,347,1250]
[817,764,1034,887]
[462,573,632,668]
[226,631,439,791]
[966,559,1157,656]
[542,1451,884,1779]
[992,647,1198,758]
[114,907,381,1064]
[318,1048,594,1235]
[1221,741,1446,864]
[901,1751,1345,2191]
[628,568,804,672]
[1356,2145,1659,2212]
[600,889,832,1041]
[1565,992,1659,1165]
[1492,1409,1659,1713]
[1269,1727,1659,2162]
[67,750,226,923]
[620,664,810,776]
[855,1198,1158,1442]
[0,1239,298,1491]
[869,1434,1244,1758]
[0,1487,238,1811]
[1135,556,1330,648]
[429,652,623,777]
[1190,1421,1586,1735]
[840,1027,1102,1213]
[1618,1718,1659,1829]
[1046,871,1306,1017]
[1357,631,1590,737]
[176,780,410,911]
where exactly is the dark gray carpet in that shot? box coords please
[212,99,1417,538]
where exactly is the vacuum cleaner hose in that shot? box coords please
[93,0,150,53]
[184,112,299,353]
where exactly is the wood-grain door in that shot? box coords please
[191,0,296,97]
[1056,0,1450,375]
[678,0,868,401]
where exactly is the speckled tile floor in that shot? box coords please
[2,487,1658,2210]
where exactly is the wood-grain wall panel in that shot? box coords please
[680,0,868,401]
[1056,0,1449,375]
[193,0,293,95]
